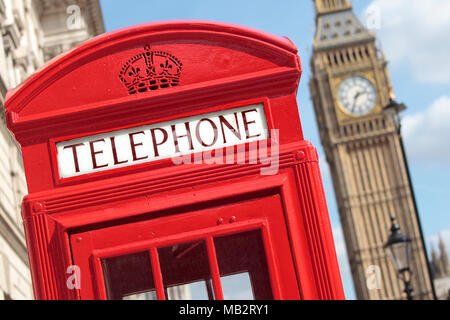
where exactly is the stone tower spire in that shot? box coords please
[314,0,352,15]
[439,237,449,276]
[312,0,374,51]
[431,245,441,277]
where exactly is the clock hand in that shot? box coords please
[351,99,357,113]
[351,91,362,112]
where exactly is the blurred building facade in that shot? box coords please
[430,238,450,299]
[0,0,104,299]
[309,0,434,299]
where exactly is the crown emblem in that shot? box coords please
[119,45,182,94]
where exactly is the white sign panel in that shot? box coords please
[56,104,269,178]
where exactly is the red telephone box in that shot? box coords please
[5,21,344,300]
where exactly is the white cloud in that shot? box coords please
[331,224,358,299]
[402,95,450,164]
[318,152,330,181]
[366,0,450,84]
[332,225,351,278]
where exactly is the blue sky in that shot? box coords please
[99,0,450,300]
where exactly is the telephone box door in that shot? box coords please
[70,193,300,300]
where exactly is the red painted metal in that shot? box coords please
[5,21,344,300]
[206,236,224,300]
[149,247,166,300]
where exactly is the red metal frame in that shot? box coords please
[5,21,344,300]
[71,193,298,300]
[48,97,274,187]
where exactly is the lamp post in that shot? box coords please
[382,98,437,300]
[385,216,413,300]
[383,98,406,130]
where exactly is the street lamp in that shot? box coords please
[384,216,413,300]
[383,98,406,132]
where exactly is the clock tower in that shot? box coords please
[309,0,435,299]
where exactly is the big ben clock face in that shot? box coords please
[338,76,377,116]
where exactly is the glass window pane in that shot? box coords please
[221,272,254,300]
[188,280,213,300]
[165,281,212,300]
[158,241,213,300]
[123,291,157,300]
[214,230,273,300]
[101,251,155,300]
